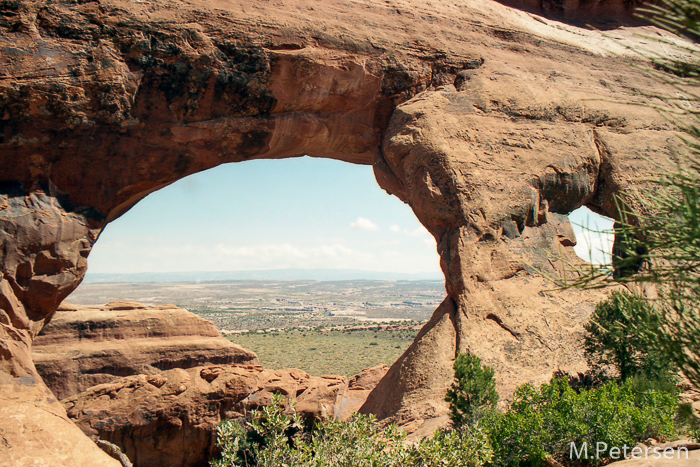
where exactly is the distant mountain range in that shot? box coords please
[83,268,444,283]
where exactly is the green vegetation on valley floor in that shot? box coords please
[67,280,439,377]
[226,324,422,377]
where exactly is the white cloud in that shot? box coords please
[350,217,380,231]
[405,227,430,238]
[389,224,432,239]
[88,238,376,273]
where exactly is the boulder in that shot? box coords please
[64,365,348,467]
[337,364,389,420]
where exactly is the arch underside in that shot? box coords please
[0,0,683,459]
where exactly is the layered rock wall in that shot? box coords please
[33,302,259,399]
[32,301,375,466]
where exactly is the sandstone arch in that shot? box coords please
[0,0,684,463]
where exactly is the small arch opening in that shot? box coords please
[568,205,615,265]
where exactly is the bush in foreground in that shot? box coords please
[213,355,681,467]
[445,353,499,429]
[212,393,492,467]
[584,291,677,382]
[487,376,678,466]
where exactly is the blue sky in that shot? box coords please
[86,157,442,277]
[569,206,614,265]
[85,156,614,279]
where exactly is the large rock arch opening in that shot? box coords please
[0,0,685,463]
[79,156,440,280]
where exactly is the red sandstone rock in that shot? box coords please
[0,373,121,467]
[495,0,648,25]
[337,364,389,421]
[349,364,389,391]
[363,65,676,430]
[64,365,349,467]
[32,302,259,399]
[32,301,358,465]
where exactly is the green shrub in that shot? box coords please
[213,358,680,467]
[211,394,303,467]
[676,401,700,441]
[445,353,499,429]
[211,394,408,467]
[298,414,411,466]
[212,392,493,467]
[584,291,676,381]
[486,377,678,466]
[409,426,493,467]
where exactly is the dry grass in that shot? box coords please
[228,325,420,377]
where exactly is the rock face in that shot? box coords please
[362,49,679,430]
[0,373,121,467]
[33,300,366,466]
[32,302,259,399]
[64,365,349,467]
[0,0,687,462]
[337,364,389,420]
[495,0,647,24]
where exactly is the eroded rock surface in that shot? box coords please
[32,302,259,399]
[0,0,689,462]
[32,300,373,466]
[362,55,680,432]
[0,373,121,467]
[65,365,349,467]
[337,363,389,420]
[495,0,647,25]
